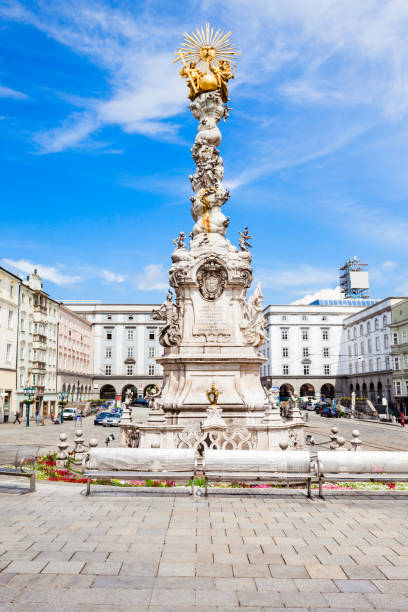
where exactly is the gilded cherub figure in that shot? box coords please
[211,59,235,103]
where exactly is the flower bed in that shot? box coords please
[37,455,408,490]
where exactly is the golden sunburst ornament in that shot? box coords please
[174,23,240,102]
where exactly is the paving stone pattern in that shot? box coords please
[1,481,408,609]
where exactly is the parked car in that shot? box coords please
[314,403,327,413]
[94,412,111,425]
[103,413,121,427]
[131,398,148,407]
[320,406,339,418]
[62,408,76,421]
[304,402,315,411]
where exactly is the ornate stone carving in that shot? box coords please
[238,226,253,251]
[196,258,228,301]
[176,427,256,450]
[240,282,268,347]
[152,289,182,347]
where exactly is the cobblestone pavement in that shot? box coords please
[305,412,408,451]
[1,482,408,610]
[0,409,149,455]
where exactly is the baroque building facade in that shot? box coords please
[390,299,408,415]
[57,304,93,404]
[0,267,20,422]
[339,298,404,412]
[261,301,363,399]
[64,302,163,400]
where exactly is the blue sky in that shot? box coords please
[1,0,408,305]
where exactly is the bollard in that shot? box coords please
[329,427,338,450]
[279,440,288,451]
[336,436,346,451]
[72,429,87,464]
[350,429,362,451]
[56,433,69,468]
[89,438,98,448]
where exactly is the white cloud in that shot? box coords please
[291,286,344,305]
[0,85,28,99]
[257,264,337,290]
[2,258,81,286]
[101,269,125,283]
[382,260,397,270]
[135,264,167,291]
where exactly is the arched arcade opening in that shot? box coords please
[299,383,315,399]
[100,384,116,400]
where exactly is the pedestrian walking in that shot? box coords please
[13,411,21,424]
[35,408,39,425]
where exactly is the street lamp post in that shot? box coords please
[57,391,68,424]
[23,386,36,427]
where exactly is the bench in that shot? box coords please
[316,451,408,497]
[203,450,313,497]
[0,445,40,492]
[82,448,198,496]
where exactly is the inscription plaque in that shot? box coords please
[193,303,231,336]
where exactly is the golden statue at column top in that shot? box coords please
[174,23,240,103]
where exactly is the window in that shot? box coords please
[105,347,112,358]
[148,347,155,358]
[359,324,363,336]
[367,339,372,353]
[301,329,309,341]
[394,357,400,370]
[283,365,289,375]
[375,337,380,351]
[8,310,13,328]
[302,315,307,321]
[127,329,134,340]
[348,346,351,356]
[281,315,287,321]
[9,284,14,297]
[322,315,327,321]
[282,347,289,358]
[385,356,390,369]
[128,314,134,320]
[106,314,112,320]
[376,357,381,370]
[360,341,365,355]
[127,347,133,358]
[281,329,288,340]
[403,330,407,344]
[368,359,373,371]
[106,329,113,340]
[367,321,371,333]
[303,347,309,357]
[353,328,357,340]
[324,365,330,375]
[393,332,399,345]
[303,365,310,375]
[149,330,155,341]
[127,365,133,376]
[395,381,402,395]
[322,329,329,341]
[323,347,329,358]
[404,354,408,369]
[375,318,379,330]
[354,344,357,356]
[105,365,112,375]
[361,361,365,373]
[384,334,389,349]
[20,318,25,331]
[6,344,11,361]
[383,315,387,328]
[148,365,155,376]
[348,363,352,374]
[347,329,351,340]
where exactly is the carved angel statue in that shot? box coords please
[152,290,182,348]
[263,386,279,409]
[240,282,268,348]
[148,385,162,411]
[238,226,252,251]
[124,388,133,405]
[173,231,186,249]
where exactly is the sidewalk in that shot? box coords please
[0,479,408,610]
